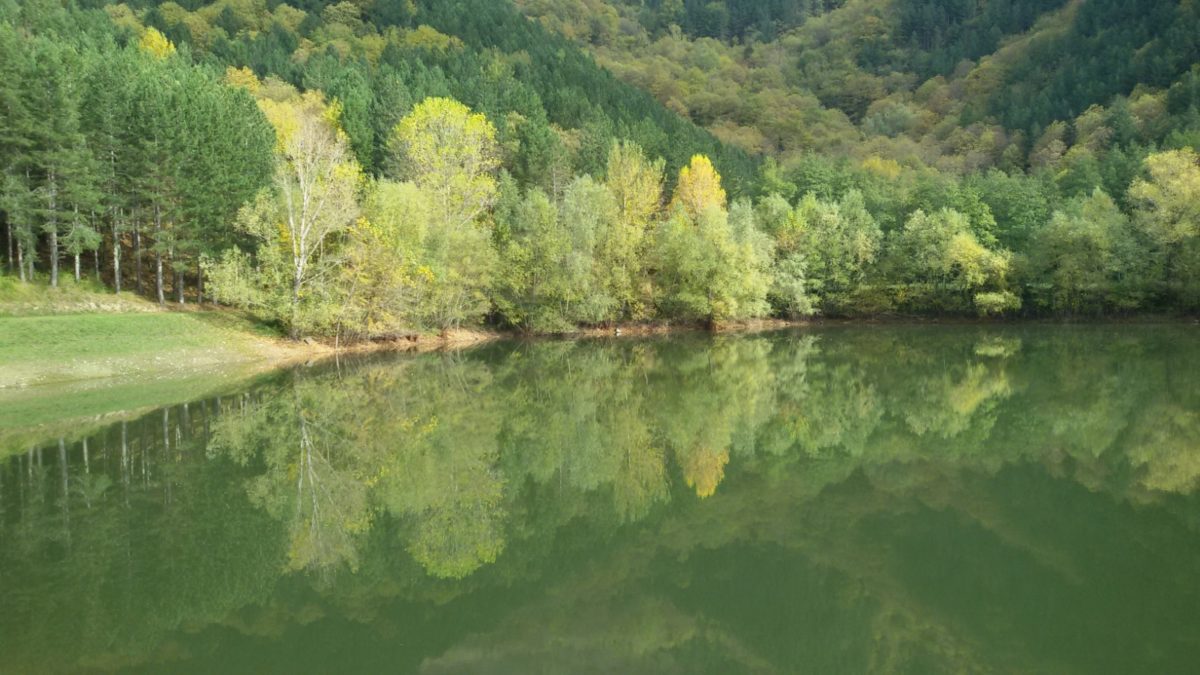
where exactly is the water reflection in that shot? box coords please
[1,326,1198,673]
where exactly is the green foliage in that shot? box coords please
[1025,190,1146,313]
[650,201,772,323]
[792,190,882,313]
[887,208,1014,313]
[3,0,1200,330]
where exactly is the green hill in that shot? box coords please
[1,0,1198,332]
[516,0,1200,169]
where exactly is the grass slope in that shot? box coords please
[0,312,287,387]
[0,281,297,388]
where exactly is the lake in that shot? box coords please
[1,325,1198,673]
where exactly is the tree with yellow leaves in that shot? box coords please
[137,27,176,59]
[670,154,726,221]
[208,84,362,337]
[1129,149,1200,247]
[389,97,499,231]
[387,97,500,329]
[605,140,664,230]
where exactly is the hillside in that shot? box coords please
[1,0,1198,336]
[135,0,758,193]
[516,0,1200,171]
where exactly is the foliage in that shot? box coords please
[3,0,1200,331]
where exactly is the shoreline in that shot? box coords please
[4,309,1196,392]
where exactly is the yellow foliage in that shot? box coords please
[1129,149,1200,246]
[138,27,176,59]
[225,66,261,94]
[861,155,902,180]
[670,154,726,220]
[680,445,729,498]
[403,25,463,51]
[392,97,499,228]
[256,90,340,152]
[605,140,664,229]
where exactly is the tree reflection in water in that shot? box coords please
[1,325,1198,673]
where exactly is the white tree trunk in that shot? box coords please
[112,220,121,293]
[154,205,164,305]
[48,174,58,288]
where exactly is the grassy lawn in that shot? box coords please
[0,311,288,387]
[0,280,295,388]
[0,279,307,455]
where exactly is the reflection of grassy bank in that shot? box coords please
[0,366,282,458]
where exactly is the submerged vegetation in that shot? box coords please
[1,0,1198,342]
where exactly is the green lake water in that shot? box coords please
[2,325,1199,673]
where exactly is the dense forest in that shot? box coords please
[1,0,1199,339]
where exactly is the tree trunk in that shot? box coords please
[133,222,142,295]
[156,251,164,304]
[49,227,59,287]
[5,217,11,274]
[48,173,58,288]
[112,219,121,294]
[196,261,204,305]
[74,252,81,282]
[154,205,164,305]
[16,239,25,283]
[291,270,302,339]
[175,269,185,304]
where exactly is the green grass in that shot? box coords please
[0,275,157,315]
[0,281,292,388]
[0,279,301,456]
[0,312,287,387]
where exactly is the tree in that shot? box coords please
[25,37,98,288]
[650,199,772,323]
[62,214,102,283]
[605,140,664,231]
[0,173,35,282]
[210,89,361,337]
[670,154,726,221]
[1129,149,1200,247]
[602,140,663,317]
[389,97,500,231]
[888,208,1017,314]
[789,191,882,312]
[1129,149,1200,306]
[340,180,430,337]
[559,176,622,323]
[494,187,564,331]
[387,97,500,330]
[138,27,176,60]
[1027,190,1145,313]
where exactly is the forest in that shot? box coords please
[1,0,1199,340]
